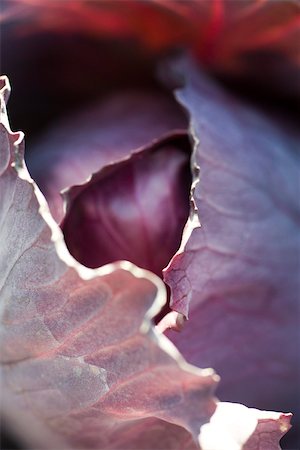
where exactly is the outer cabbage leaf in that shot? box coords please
[0,75,217,448]
[164,58,300,444]
[0,75,292,449]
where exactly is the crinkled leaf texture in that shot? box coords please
[164,58,299,441]
[0,76,291,450]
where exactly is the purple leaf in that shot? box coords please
[0,72,293,449]
[0,74,209,450]
[164,58,300,433]
[62,141,191,275]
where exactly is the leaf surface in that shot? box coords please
[164,58,300,444]
[0,75,216,449]
[0,74,293,449]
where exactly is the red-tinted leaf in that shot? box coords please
[163,58,300,441]
[0,74,214,450]
[0,74,292,449]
